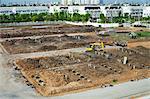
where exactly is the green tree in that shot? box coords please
[0,12,91,23]
[84,13,90,22]
[72,13,82,21]
[53,12,59,21]
[99,13,106,23]
[66,13,72,21]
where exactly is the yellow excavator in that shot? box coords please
[86,42,105,52]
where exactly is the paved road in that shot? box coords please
[51,79,150,99]
[0,48,42,99]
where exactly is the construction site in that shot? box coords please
[0,24,97,38]
[0,24,150,96]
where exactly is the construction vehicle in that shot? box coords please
[86,42,105,52]
[113,41,127,47]
[128,32,137,39]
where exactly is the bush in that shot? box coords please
[0,12,91,23]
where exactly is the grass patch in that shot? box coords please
[137,32,150,37]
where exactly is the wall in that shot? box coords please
[65,21,119,27]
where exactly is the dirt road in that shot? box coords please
[0,32,95,42]
[128,41,150,48]
[9,47,86,60]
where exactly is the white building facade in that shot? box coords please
[101,5,150,18]
[143,6,150,17]
[122,6,144,18]
[61,0,99,5]
[100,6,122,18]
[0,5,150,20]
[0,6,49,15]
[61,0,68,5]
[49,5,101,19]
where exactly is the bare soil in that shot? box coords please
[1,24,150,97]
[0,24,98,38]
[15,47,150,96]
[1,35,98,54]
[128,41,150,48]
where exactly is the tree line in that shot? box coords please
[0,12,91,23]
[99,13,150,23]
[1,12,150,23]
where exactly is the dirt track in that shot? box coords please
[128,41,150,48]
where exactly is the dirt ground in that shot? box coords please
[0,24,150,97]
[0,24,100,54]
[114,27,150,33]
[15,47,150,96]
[1,35,98,54]
[128,41,150,48]
[0,24,98,38]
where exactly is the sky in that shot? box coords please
[0,0,150,5]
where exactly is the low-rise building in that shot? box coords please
[130,6,143,18]
[49,5,101,19]
[0,4,149,21]
[122,6,144,18]
[61,0,100,5]
[143,6,150,17]
[101,6,122,18]
[0,6,49,15]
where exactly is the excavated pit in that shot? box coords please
[15,47,150,96]
[1,35,98,54]
[0,24,98,38]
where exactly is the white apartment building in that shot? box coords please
[143,6,150,17]
[101,6,122,18]
[0,5,149,20]
[49,5,101,19]
[61,0,99,5]
[90,0,99,5]
[0,6,49,15]
[84,6,101,19]
[61,0,68,5]
[130,7,143,18]
[101,5,149,18]
[74,0,81,5]
[122,6,144,18]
